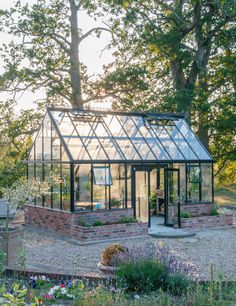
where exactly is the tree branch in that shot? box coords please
[78,27,111,43]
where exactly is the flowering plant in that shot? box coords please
[48,285,73,299]
[111,242,197,278]
[2,177,50,231]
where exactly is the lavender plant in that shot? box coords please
[111,242,197,278]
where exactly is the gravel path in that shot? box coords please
[23,224,236,281]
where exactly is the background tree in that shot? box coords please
[0,101,43,195]
[0,0,110,108]
[91,0,236,153]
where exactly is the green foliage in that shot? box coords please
[118,217,137,224]
[0,101,43,197]
[93,220,105,226]
[116,259,167,293]
[210,205,219,216]
[110,197,121,208]
[180,211,191,219]
[91,0,236,159]
[150,189,157,209]
[166,274,192,295]
[0,249,6,275]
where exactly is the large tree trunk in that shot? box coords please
[69,0,83,108]
[198,112,209,150]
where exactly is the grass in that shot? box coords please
[215,184,236,207]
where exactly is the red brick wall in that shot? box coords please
[74,209,133,225]
[180,214,233,229]
[24,205,147,241]
[181,204,212,216]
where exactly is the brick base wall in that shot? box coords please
[180,214,233,229]
[181,204,212,216]
[24,205,147,241]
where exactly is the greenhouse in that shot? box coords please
[26,107,214,229]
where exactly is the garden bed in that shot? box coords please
[179,214,233,229]
[73,222,148,242]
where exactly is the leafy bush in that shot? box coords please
[101,244,128,266]
[166,273,193,295]
[0,250,6,275]
[210,205,219,216]
[111,242,196,277]
[180,211,191,218]
[118,217,137,224]
[116,259,167,293]
[110,198,121,208]
[93,220,105,226]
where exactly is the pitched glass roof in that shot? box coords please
[29,108,213,162]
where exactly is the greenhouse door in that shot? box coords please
[164,168,181,227]
[132,165,160,227]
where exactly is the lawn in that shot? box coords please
[215,184,236,207]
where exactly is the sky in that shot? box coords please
[0,0,114,110]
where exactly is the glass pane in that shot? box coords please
[52,164,61,210]
[93,121,124,160]
[157,168,165,214]
[166,170,179,226]
[64,136,90,160]
[133,116,169,160]
[174,119,211,160]
[110,164,126,209]
[201,163,212,202]
[28,148,34,161]
[27,164,34,179]
[74,164,92,211]
[179,164,186,204]
[44,163,52,208]
[127,165,132,208]
[52,126,60,161]
[35,128,43,161]
[151,125,185,160]
[168,125,197,159]
[43,114,51,160]
[35,163,43,206]
[62,164,71,211]
[135,171,148,222]
[187,164,200,203]
[93,166,112,185]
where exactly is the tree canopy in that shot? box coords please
[0,0,235,183]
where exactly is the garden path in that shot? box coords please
[22,212,236,281]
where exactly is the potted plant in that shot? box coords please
[97,243,128,276]
[0,177,50,267]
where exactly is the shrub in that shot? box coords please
[210,205,219,216]
[93,220,105,226]
[111,242,196,278]
[166,273,193,295]
[101,244,128,266]
[110,198,121,208]
[180,211,191,218]
[0,250,6,275]
[116,259,168,293]
[118,217,137,224]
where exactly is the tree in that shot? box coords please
[0,0,110,108]
[92,0,236,150]
[0,101,43,195]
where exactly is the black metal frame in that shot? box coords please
[164,168,181,228]
[26,108,215,222]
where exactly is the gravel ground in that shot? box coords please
[23,221,236,281]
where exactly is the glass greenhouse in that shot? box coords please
[27,108,214,228]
